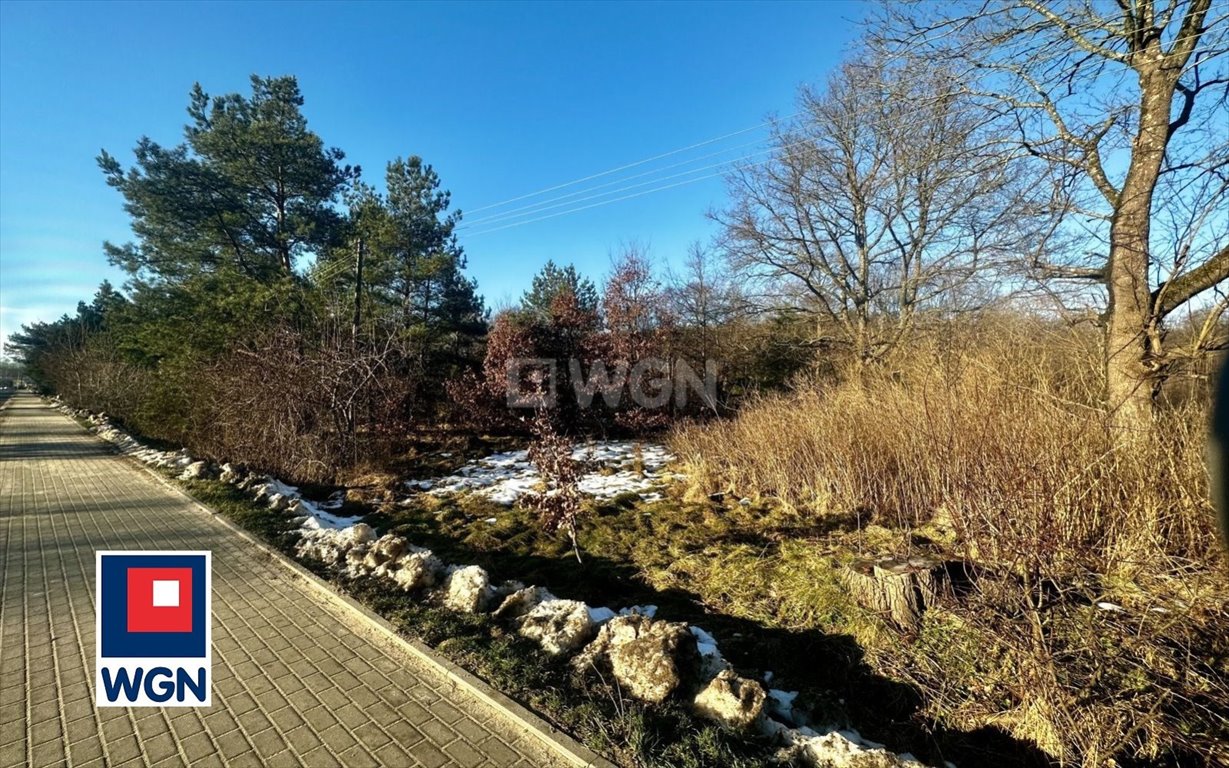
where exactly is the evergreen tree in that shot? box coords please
[6,282,128,391]
[521,261,598,319]
[98,75,355,284]
[366,157,485,344]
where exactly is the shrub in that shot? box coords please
[524,409,587,561]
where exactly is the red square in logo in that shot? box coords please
[127,567,193,633]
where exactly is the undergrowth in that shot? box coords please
[669,321,1229,766]
[120,316,1229,767]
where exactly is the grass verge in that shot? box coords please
[178,477,777,768]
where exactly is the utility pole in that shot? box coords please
[352,237,365,341]
[347,236,366,441]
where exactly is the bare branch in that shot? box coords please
[1032,259,1107,280]
[1020,0,1127,61]
[1166,0,1214,67]
[1154,243,1229,316]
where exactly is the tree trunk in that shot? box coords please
[1104,60,1176,437]
[1212,354,1229,551]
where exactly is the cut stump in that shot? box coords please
[841,557,950,631]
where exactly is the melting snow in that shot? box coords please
[295,498,363,531]
[586,606,617,624]
[415,442,676,506]
[768,688,800,723]
[691,625,730,678]
[763,720,927,768]
[618,604,658,618]
[62,399,940,768]
[79,407,361,533]
[690,626,721,658]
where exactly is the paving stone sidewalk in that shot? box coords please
[0,393,581,767]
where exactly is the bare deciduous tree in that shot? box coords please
[666,242,746,364]
[879,0,1229,433]
[714,54,1041,373]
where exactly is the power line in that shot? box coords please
[458,88,1007,238]
[462,154,782,238]
[457,136,774,229]
[458,143,787,231]
[458,95,976,236]
[310,256,352,284]
[312,258,347,281]
[463,114,798,215]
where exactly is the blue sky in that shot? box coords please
[0,0,865,348]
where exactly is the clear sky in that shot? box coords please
[0,0,865,348]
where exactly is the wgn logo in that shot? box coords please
[95,551,212,706]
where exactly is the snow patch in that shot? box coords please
[619,604,658,619]
[82,409,361,533]
[416,442,676,507]
[763,720,927,768]
[691,625,731,679]
[768,689,800,724]
[63,401,941,768]
[587,606,617,624]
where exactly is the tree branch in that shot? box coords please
[1033,259,1107,280]
[1154,244,1229,316]
[1170,75,1229,137]
[1020,0,1127,62]
[1165,0,1213,68]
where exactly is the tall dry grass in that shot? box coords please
[673,316,1219,576]
[670,315,1228,764]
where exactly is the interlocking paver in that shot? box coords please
[0,394,578,767]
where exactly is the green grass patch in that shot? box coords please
[181,476,775,767]
[181,479,301,550]
[363,492,965,759]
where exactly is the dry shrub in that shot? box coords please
[42,334,152,421]
[524,409,587,561]
[196,324,414,482]
[671,314,1229,764]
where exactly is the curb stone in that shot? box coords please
[68,407,614,768]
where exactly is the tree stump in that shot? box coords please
[841,557,950,631]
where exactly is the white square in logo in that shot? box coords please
[152,580,180,607]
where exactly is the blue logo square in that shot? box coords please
[99,553,208,658]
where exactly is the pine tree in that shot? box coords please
[521,261,598,319]
[356,157,486,347]
[98,75,355,284]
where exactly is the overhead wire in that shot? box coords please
[456,141,801,231]
[459,82,1063,237]
[457,135,775,229]
[346,84,1004,242]
[462,151,786,238]
[462,113,799,215]
[302,126,785,269]
[457,78,988,232]
[309,256,353,284]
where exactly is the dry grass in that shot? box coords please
[670,315,1229,765]
[673,317,1217,572]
